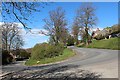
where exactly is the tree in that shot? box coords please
[80,29,91,43]
[80,29,87,42]
[60,28,68,46]
[1,23,24,51]
[2,2,50,29]
[43,7,68,45]
[66,35,74,46]
[72,17,80,45]
[77,3,97,45]
[12,35,24,50]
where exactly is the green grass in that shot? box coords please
[86,37,120,50]
[25,48,75,66]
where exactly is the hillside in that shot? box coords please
[87,38,120,50]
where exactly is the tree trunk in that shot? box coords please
[85,27,89,46]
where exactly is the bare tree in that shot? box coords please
[1,23,24,51]
[72,17,80,45]
[60,28,68,46]
[2,2,51,29]
[12,35,24,50]
[77,3,97,45]
[43,7,67,45]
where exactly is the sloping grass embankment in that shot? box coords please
[25,48,75,66]
[87,37,120,50]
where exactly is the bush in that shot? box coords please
[31,43,46,60]
[111,24,120,34]
[31,43,64,60]
[45,44,63,58]
[2,50,14,65]
[19,49,30,59]
[67,35,74,46]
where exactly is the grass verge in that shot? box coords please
[25,48,75,66]
[86,37,120,50]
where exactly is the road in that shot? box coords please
[1,47,118,79]
[1,60,27,76]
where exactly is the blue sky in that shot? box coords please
[1,2,118,48]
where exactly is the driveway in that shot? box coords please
[1,47,119,79]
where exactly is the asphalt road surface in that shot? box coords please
[1,47,119,78]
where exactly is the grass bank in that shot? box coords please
[25,48,75,66]
[86,38,120,50]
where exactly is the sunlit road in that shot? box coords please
[1,47,118,78]
[65,47,118,78]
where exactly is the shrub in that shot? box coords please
[111,24,120,34]
[31,43,46,60]
[2,50,14,65]
[26,48,32,55]
[67,35,74,46]
[45,44,63,58]
[19,49,30,59]
[31,43,64,60]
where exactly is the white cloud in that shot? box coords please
[0,22,4,25]
[16,23,49,46]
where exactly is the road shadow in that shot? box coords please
[2,64,101,80]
